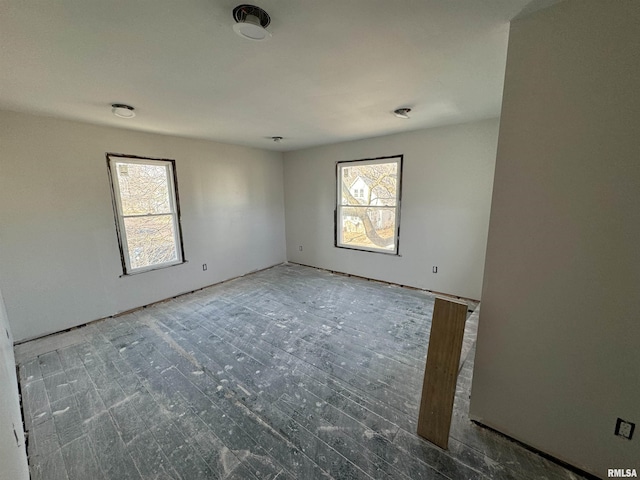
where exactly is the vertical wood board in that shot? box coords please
[417,296,468,449]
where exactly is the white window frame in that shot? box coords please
[107,153,186,275]
[335,155,403,255]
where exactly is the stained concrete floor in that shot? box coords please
[16,263,587,480]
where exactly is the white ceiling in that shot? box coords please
[0,0,549,151]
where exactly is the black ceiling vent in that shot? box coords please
[232,4,271,28]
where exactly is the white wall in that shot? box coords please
[283,119,498,300]
[0,286,30,480]
[470,1,640,477]
[0,110,286,342]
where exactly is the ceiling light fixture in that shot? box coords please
[272,136,283,143]
[232,4,272,41]
[393,108,412,119]
[112,104,136,119]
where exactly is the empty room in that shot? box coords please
[0,1,638,479]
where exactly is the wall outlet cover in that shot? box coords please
[615,418,635,440]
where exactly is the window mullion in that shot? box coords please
[121,212,175,219]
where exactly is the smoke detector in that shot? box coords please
[232,4,272,41]
[393,108,411,119]
[112,104,136,119]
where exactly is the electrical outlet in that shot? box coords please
[202,264,207,271]
[615,418,635,440]
[432,266,438,274]
[299,245,303,251]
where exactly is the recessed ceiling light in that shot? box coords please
[393,108,412,119]
[272,136,283,143]
[232,4,272,41]
[112,104,136,119]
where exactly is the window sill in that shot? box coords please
[119,260,188,277]
[335,245,400,256]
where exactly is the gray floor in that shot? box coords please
[16,263,586,480]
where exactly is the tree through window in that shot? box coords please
[107,154,185,274]
[336,155,402,254]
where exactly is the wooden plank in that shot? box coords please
[417,296,468,449]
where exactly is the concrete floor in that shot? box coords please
[16,263,587,479]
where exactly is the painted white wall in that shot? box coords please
[283,119,499,300]
[470,1,640,477]
[0,287,30,480]
[0,110,286,342]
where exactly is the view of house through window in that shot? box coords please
[107,154,184,274]
[336,155,402,254]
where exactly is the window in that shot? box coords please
[107,154,185,274]
[336,155,402,254]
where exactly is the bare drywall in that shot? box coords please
[471,1,640,476]
[0,287,30,480]
[0,111,286,342]
[283,120,499,300]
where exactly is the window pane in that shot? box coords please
[339,206,396,252]
[116,162,171,215]
[336,156,402,255]
[340,162,398,207]
[123,215,177,270]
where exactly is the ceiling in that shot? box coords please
[0,0,552,151]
